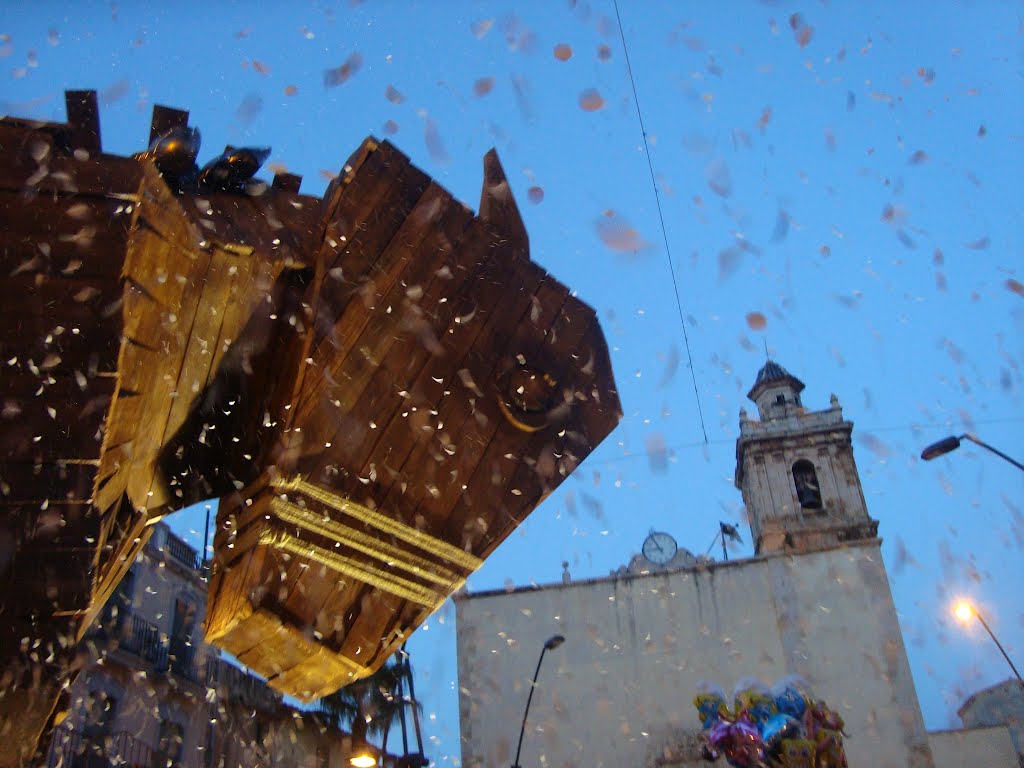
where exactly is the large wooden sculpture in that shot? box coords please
[0,91,620,754]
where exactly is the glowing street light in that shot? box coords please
[349,717,380,767]
[921,434,1024,472]
[952,600,1024,686]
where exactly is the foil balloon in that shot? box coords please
[146,125,201,184]
[705,714,766,768]
[761,712,801,752]
[734,680,776,729]
[776,738,816,768]
[694,691,729,730]
[198,145,271,190]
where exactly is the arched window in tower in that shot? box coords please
[792,460,822,509]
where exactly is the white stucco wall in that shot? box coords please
[456,541,934,768]
[928,726,1019,768]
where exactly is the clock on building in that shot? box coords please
[641,531,678,565]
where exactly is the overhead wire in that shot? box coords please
[612,0,709,444]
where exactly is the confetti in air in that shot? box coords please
[324,52,363,87]
[578,88,605,112]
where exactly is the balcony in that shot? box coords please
[47,728,155,768]
[164,531,201,571]
[104,614,202,686]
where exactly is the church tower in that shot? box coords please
[735,361,879,555]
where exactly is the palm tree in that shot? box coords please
[318,649,424,760]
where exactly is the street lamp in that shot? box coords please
[952,600,1024,686]
[921,434,1024,472]
[511,634,565,768]
[349,717,380,767]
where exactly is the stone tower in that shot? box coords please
[734,361,879,554]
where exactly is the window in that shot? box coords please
[775,394,786,405]
[792,460,822,509]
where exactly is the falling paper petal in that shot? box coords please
[578,88,605,112]
[705,158,732,198]
[746,312,767,331]
[235,93,263,124]
[424,118,450,165]
[473,77,495,97]
[324,52,363,87]
[284,85,298,97]
[385,84,404,104]
[100,79,130,105]
[595,212,652,254]
[645,433,668,473]
[471,19,494,39]
[527,186,544,204]
[554,44,573,61]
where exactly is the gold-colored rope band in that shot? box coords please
[258,529,449,609]
[269,497,464,589]
[274,476,483,573]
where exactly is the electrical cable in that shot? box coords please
[613,0,708,444]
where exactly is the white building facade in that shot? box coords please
[455,363,1019,768]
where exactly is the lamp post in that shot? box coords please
[349,717,379,768]
[511,634,565,768]
[921,434,1024,472]
[953,601,1024,687]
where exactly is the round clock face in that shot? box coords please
[642,532,678,565]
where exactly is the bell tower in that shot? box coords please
[734,361,878,555]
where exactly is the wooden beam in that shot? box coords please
[148,104,189,147]
[64,90,101,155]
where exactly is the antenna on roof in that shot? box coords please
[763,338,770,361]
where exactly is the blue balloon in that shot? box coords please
[761,713,801,751]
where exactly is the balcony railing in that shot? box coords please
[47,728,154,768]
[108,615,202,685]
[164,532,201,570]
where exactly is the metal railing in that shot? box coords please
[46,728,154,768]
[164,532,201,570]
[111,615,202,684]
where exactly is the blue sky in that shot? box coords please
[4,1,1022,763]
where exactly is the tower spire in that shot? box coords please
[735,362,878,555]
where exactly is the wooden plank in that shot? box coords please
[0,149,142,198]
[290,184,455,459]
[0,461,97,505]
[156,244,246,450]
[2,373,115,462]
[271,207,481,647]
[148,105,189,147]
[303,142,409,359]
[293,213,484,482]
[448,303,606,560]
[65,90,101,155]
[0,311,121,376]
[334,252,548,665]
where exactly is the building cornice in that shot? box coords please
[454,537,884,602]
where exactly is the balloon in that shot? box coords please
[776,738,816,768]
[145,125,201,184]
[761,713,801,751]
[773,680,810,722]
[694,692,729,730]
[198,145,271,190]
[708,714,766,768]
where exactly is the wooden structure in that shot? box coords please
[0,90,620,756]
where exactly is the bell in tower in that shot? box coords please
[735,361,879,555]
